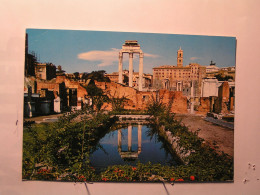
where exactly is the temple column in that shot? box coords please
[190,101,194,114]
[128,125,132,151]
[118,52,123,84]
[129,53,133,87]
[139,52,144,91]
[138,124,142,154]
[118,129,122,152]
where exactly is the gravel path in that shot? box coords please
[174,113,234,157]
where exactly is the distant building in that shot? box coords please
[35,63,56,80]
[152,48,206,98]
[206,61,219,73]
[56,65,66,76]
[218,67,236,80]
[206,64,235,81]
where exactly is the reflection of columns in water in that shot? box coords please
[138,124,142,154]
[118,129,122,152]
[128,125,132,151]
[117,125,142,157]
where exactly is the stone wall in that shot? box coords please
[95,81,153,110]
[214,81,230,114]
[95,81,188,113]
[36,81,60,95]
[159,89,188,113]
[95,81,137,104]
[197,97,210,115]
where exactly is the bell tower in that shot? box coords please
[177,47,183,67]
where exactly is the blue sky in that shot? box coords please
[26,29,236,74]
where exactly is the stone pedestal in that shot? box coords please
[54,97,61,113]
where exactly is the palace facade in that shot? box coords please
[152,48,206,98]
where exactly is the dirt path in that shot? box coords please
[24,113,64,123]
[175,113,234,157]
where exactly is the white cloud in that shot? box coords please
[78,48,119,67]
[190,57,201,61]
[78,48,159,67]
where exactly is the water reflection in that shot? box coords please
[89,123,180,170]
[118,125,142,161]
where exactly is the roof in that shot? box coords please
[153,65,190,69]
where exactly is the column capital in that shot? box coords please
[129,52,133,58]
[140,52,144,58]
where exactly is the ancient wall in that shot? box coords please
[95,81,154,110]
[218,81,230,100]
[36,81,60,94]
[24,76,37,93]
[197,97,210,115]
[214,81,230,114]
[56,76,88,99]
[96,81,137,100]
[94,81,188,113]
[159,89,188,113]
[95,81,138,105]
[35,76,88,110]
[135,91,155,110]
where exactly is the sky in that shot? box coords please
[26,29,236,74]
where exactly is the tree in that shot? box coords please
[73,72,80,80]
[215,74,233,81]
[123,75,129,85]
[81,72,88,82]
[84,80,108,112]
[85,70,110,82]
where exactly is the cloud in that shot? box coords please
[78,48,159,67]
[145,53,159,58]
[78,48,119,67]
[190,57,201,61]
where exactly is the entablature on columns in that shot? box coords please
[120,48,143,54]
[118,40,144,91]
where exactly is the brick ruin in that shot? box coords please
[197,81,235,115]
[27,73,241,117]
[95,81,188,113]
[24,76,88,117]
[25,74,235,118]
